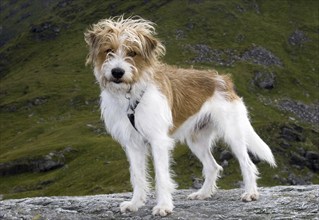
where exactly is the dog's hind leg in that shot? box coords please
[214,98,260,202]
[187,128,223,200]
[224,128,260,201]
[120,140,150,213]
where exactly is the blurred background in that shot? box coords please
[0,0,318,199]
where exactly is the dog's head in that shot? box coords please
[84,16,165,90]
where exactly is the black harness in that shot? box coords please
[126,88,145,131]
[127,100,140,131]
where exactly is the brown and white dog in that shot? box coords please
[84,16,276,216]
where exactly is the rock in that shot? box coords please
[310,163,319,172]
[221,160,228,168]
[0,147,75,176]
[186,44,240,67]
[290,152,307,167]
[279,140,291,148]
[236,4,246,13]
[252,71,276,89]
[0,157,64,176]
[30,21,62,41]
[272,175,288,185]
[305,151,319,160]
[186,44,282,68]
[280,125,305,142]
[0,185,318,219]
[56,0,73,8]
[277,100,319,124]
[220,150,233,161]
[191,176,203,189]
[175,29,186,40]
[0,104,17,112]
[241,46,282,67]
[287,173,311,185]
[86,122,107,135]
[251,2,260,14]
[0,96,48,113]
[288,30,310,46]
[28,97,48,107]
[305,151,319,172]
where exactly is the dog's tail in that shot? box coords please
[246,124,277,167]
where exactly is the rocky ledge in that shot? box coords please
[0,185,318,220]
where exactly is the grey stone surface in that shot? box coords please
[288,30,310,46]
[253,71,276,89]
[278,100,319,124]
[186,44,282,68]
[1,185,318,220]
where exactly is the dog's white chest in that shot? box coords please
[100,84,173,143]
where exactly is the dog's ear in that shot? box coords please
[141,34,165,62]
[144,35,158,53]
[84,30,100,66]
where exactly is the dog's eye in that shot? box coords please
[127,51,137,57]
[104,49,114,55]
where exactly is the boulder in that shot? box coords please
[0,185,318,219]
[288,30,310,46]
[280,125,305,142]
[253,71,276,89]
[0,147,75,176]
[305,151,319,172]
[290,152,308,168]
[220,150,233,161]
[241,46,282,67]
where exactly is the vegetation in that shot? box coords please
[0,0,318,199]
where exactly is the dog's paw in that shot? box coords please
[241,192,259,202]
[187,190,215,200]
[120,201,143,213]
[187,191,212,200]
[152,204,173,216]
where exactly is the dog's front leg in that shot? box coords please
[120,142,149,213]
[150,138,177,216]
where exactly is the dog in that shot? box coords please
[84,16,276,216]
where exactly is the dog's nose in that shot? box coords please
[111,68,125,79]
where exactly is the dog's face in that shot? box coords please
[85,16,165,90]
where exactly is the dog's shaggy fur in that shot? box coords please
[84,16,276,216]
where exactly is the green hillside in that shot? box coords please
[0,0,318,199]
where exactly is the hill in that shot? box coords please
[0,0,318,199]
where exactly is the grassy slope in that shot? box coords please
[0,0,318,199]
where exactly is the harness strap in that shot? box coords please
[126,87,145,132]
[127,100,140,131]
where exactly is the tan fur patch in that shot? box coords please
[154,65,239,132]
